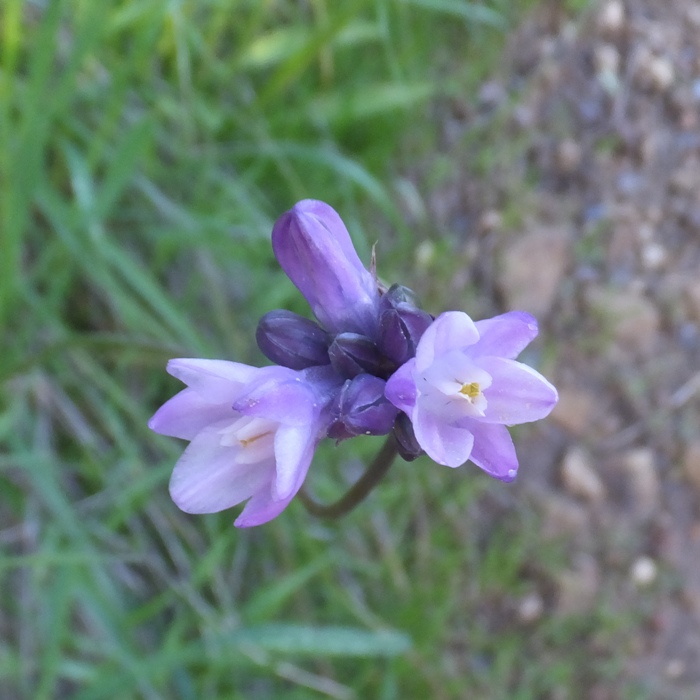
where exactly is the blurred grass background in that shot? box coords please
[0,1,625,698]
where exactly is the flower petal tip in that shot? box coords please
[499,467,518,483]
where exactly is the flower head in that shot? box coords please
[149,359,339,527]
[151,198,560,526]
[271,199,380,337]
[385,310,558,481]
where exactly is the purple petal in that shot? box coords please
[468,421,518,481]
[271,200,379,336]
[384,358,418,414]
[470,311,538,360]
[169,421,275,513]
[476,357,559,424]
[233,373,317,426]
[412,403,475,468]
[415,312,479,373]
[167,359,258,403]
[273,424,316,500]
[148,388,233,440]
[234,478,303,528]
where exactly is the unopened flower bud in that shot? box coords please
[271,200,380,336]
[393,411,423,461]
[328,374,398,440]
[379,284,421,310]
[328,332,382,379]
[378,285,433,365]
[256,310,330,370]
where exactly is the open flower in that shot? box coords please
[148,359,339,527]
[385,311,558,481]
[271,199,380,337]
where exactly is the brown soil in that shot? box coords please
[429,1,700,696]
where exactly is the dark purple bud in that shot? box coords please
[328,332,382,379]
[256,310,330,370]
[328,374,398,440]
[378,284,421,312]
[393,412,423,461]
[378,285,433,365]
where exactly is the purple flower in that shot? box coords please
[385,310,558,481]
[271,199,380,337]
[148,359,339,527]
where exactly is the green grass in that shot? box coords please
[0,1,634,698]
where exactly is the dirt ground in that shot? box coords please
[425,0,700,696]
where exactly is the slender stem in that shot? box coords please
[299,435,398,519]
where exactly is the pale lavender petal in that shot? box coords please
[271,200,380,336]
[167,359,258,403]
[148,388,233,440]
[169,421,275,513]
[467,421,518,482]
[413,404,475,468]
[384,358,418,414]
[272,424,315,501]
[470,311,538,360]
[415,312,479,373]
[476,357,558,424]
[234,486,297,528]
[234,374,316,426]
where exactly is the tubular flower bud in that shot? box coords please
[378,285,433,366]
[256,309,330,370]
[328,332,383,379]
[328,374,399,440]
[271,199,380,337]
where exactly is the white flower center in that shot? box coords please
[219,415,277,464]
[420,351,492,418]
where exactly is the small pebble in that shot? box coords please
[630,556,657,587]
[478,209,502,234]
[641,242,667,270]
[637,53,675,92]
[597,1,625,35]
[595,44,620,75]
[556,139,582,173]
[664,659,685,680]
[561,447,606,503]
[518,592,545,623]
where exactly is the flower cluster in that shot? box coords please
[149,200,558,526]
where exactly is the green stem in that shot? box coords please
[298,435,398,519]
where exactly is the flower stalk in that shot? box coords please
[297,435,398,519]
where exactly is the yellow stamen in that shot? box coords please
[459,382,481,400]
[240,431,272,448]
